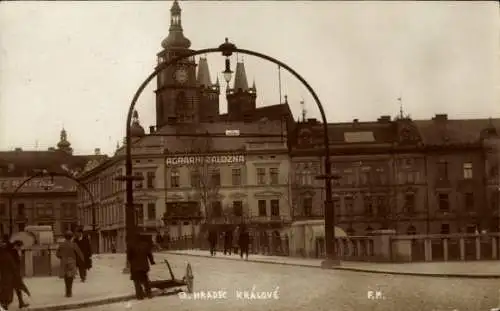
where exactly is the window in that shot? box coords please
[256,168,266,185]
[170,170,180,188]
[36,202,54,217]
[17,203,25,216]
[404,193,415,214]
[363,196,373,215]
[463,162,473,179]
[440,223,450,234]
[211,201,222,217]
[270,199,280,216]
[302,197,312,216]
[18,223,25,232]
[407,225,417,235]
[346,174,355,185]
[269,168,279,185]
[0,203,5,216]
[344,197,354,215]
[190,170,200,187]
[135,204,144,224]
[333,198,341,215]
[360,172,369,185]
[231,168,242,186]
[492,193,499,211]
[210,169,221,187]
[232,201,243,217]
[464,193,474,210]
[147,171,156,189]
[407,172,414,184]
[134,172,143,189]
[62,203,77,218]
[437,161,448,180]
[438,193,449,211]
[147,203,156,220]
[258,200,267,216]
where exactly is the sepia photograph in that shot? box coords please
[0,1,499,310]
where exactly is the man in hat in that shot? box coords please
[56,231,84,298]
[7,240,30,308]
[0,237,21,310]
[127,233,155,300]
[73,227,92,282]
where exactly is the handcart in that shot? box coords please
[149,259,194,294]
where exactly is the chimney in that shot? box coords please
[149,126,155,134]
[378,115,391,123]
[353,119,359,123]
[433,114,448,121]
[94,148,101,155]
[48,147,56,151]
[14,148,22,152]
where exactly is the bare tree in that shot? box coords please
[187,135,221,224]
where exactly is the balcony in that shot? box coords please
[293,213,324,221]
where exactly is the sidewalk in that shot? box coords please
[20,255,135,311]
[164,249,500,279]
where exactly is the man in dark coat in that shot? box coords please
[73,228,92,282]
[238,225,250,260]
[8,240,30,309]
[0,239,21,310]
[207,229,217,256]
[127,234,155,300]
[223,229,233,255]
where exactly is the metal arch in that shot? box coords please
[8,170,97,237]
[124,40,336,260]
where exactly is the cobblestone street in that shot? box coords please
[74,253,500,311]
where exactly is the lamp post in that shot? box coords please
[122,38,339,269]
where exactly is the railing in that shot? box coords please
[163,233,290,256]
[162,232,500,263]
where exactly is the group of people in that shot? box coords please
[56,228,92,298]
[0,235,30,310]
[207,225,250,260]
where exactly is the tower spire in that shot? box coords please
[232,60,249,92]
[300,100,307,122]
[398,95,404,119]
[197,57,212,87]
[161,0,191,49]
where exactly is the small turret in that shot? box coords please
[57,128,73,154]
[161,0,191,50]
[130,110,145,137]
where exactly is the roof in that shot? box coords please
[0,150,108,178]
[115,119,287,156]
[291,115,500,151]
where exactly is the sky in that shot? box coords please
[0,1,499,156]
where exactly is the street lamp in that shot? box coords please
[123,38,339,270]
[222,57,233,84]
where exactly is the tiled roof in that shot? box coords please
[0,150,107,177]
[219,104,294,123]
[291,116,500,150]
[117,120,287,155]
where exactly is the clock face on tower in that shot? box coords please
[174,68,188,84]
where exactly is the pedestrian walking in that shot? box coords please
[223,229,233,255]
[73,228,92,282]
[238,225,250,260]
[7,240,30,309]
[0,238,21,310]
[207,229,217,256]
[233,226,240,255]
[56,231,85,298]
[127,234,155,300]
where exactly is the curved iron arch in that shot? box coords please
[8,170,97,243]
[123,39,336,261]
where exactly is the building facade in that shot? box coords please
[0,129,105,240]
[290,114,500,238]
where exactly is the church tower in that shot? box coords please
[226,60,257,121]
[155,0,200,127]
[197,57,220,122]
